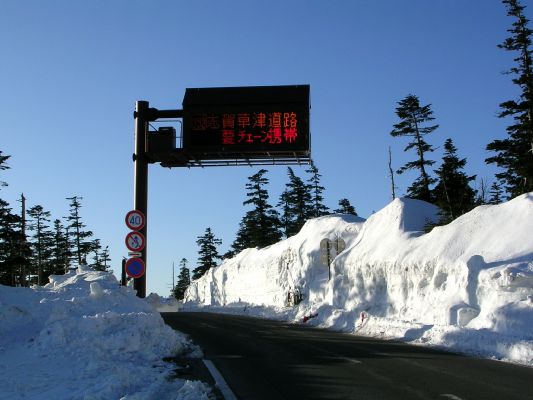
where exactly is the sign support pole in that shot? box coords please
[133,101,149,298]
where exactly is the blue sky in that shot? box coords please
[0,1,527,296]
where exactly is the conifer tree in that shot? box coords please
[193,228,222,280]
[231,169,281,253]
[0,199,26,286]
[334,198,358,216]
[306,161,329,217]
[486,0,533,198]
[432,139,477,223]
[0,150,10,189]
[65,196,93,266]
[390,94,438,202]
[277,167,312,237]
[489,181,505,204]
[27,205,53,285]
[173,258,191,300]
[50,219,70,275]
[89,239,104,271]
[0,152,30,286]
[100,245,111,271]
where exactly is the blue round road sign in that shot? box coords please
[125,257,145,278]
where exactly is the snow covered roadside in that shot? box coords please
[0,267,213,400]
[184,194,533,367]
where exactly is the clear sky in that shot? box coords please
[0,1,528,296]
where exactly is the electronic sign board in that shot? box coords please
[182,85,310,159]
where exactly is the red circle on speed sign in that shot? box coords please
[125,210,145,231]
[125,231,145,252]
[125,258,145,278]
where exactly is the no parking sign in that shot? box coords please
[125,258,145,278]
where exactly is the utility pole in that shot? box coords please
[133,101,149,298]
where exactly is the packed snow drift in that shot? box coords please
[0,267,212,400]
[185,194,533,366]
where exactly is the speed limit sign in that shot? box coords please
[125,210,145,231]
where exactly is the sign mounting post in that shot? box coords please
[131,85,310,298]
[133,101,149,298]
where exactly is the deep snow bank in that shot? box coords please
[185,214,365,306]
[185,195,533,365]
[0,267,211,400]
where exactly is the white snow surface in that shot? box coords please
[185,195,533,366]
[0,266,212,400]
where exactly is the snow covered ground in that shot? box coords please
[185,194,533,367]
[0,267,213,400]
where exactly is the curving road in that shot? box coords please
[161,312,533,400]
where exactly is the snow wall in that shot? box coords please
[185,194,533,365]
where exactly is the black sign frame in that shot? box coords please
[182,85,310,160]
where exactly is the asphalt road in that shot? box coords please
[161,312,533,400]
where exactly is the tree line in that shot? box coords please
[171,162,358,298]
[388,0,531,225]
[173,0,533,297]
[0,153,111,287]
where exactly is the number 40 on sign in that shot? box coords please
[125,210,145,231]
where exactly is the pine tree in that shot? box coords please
[334,198,358,215]
[27,205,53,285]
[277,167,312,237]
[489,181,505,204]
[89,239,103,271]
[99,245,111,271]
[0,153,30,286]
[193,228,222,280]
[486,0,533,198]
[475,178,489,205]
[51,219,70,274]
[173,258,191,300]
[432,139,477,224]
[390,94,438,202]
[306,161,329,217]
[0,199,26,286]
[0,150,10,189]
[65,196,93,266]
[231,169,281,253]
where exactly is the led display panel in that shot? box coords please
[182,85,310,159]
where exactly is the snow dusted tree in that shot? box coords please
[334,198,358,216]
[173,258,191,300]
[306,161,329,218]
[193,227,222,280]
[486,0,533,198]
[432,138,477,224]
[390,94,438,202]
[231,169,281,254]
